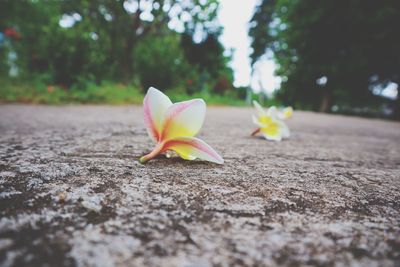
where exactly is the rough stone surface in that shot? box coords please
[0,104,399,267]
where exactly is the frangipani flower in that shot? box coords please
[251,100,290,141]
[279,106,293,120]
[139,87,224,164]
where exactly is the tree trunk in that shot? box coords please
[121,36,135,83]
[319,89,332,113]
[393,97,400,120]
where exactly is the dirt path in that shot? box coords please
[0,105,399,267]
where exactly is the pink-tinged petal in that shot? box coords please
[143,87,172,141]
[164,137,224,164]
[161,99,206,140]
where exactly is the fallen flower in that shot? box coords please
[139,87,224,164]
[279,106,293,120]
[251,100,290,141]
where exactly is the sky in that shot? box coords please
[218,0,280,94]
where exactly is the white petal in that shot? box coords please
[253,100,267,116]
[278,121,290,138]
[262,133,282,142]
[267,106,279,119]
[252,115,264,127]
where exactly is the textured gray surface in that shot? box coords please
[0,104,399,267]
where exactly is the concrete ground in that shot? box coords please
[0,105,399,267]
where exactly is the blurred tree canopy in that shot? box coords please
[181,32,233,94]
[0,0,233,94]
[250,0,400,117]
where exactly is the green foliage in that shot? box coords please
[249,0,400,116]
[248,0,276,66]
[166,88,246,106]
[0,0,235,92]
[181,32,234,94]
[133,31,196,91]
[0,77,143,104]
[0,0,243,105]
[69,81,143,104]
[0,77,245,105]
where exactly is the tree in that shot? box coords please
[249,0,400,116]
[133,28,192,91]
[1,0,221,86]
[180,31,234,94]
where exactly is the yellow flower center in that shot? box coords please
[258,115,279,137]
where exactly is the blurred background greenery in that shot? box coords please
[0,0,399,119]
